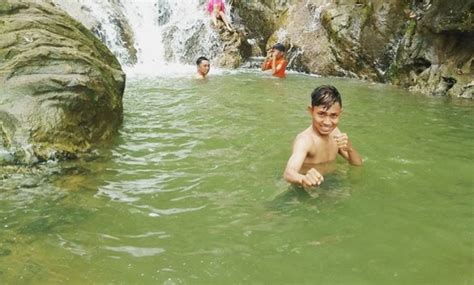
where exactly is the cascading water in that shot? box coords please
[55,0,231,75]
[120,0,221,75]
[53,0,135,64]
[120,0,167,66]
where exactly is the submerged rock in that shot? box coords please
[0,0,125,164]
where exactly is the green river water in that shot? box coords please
[1,71,473,284]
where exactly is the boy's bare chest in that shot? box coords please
[305,138,339,164]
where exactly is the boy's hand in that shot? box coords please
[272,49,279,58]
[301,168,324,187]
[334,133,353,152]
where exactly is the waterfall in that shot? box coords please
[121,0,167,66]
[55,0,230,75]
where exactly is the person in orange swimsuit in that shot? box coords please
[261,43,288,78]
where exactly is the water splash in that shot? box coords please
[120,1,166,66]
[53,0,133,64]
[305,2,327,32]
[274,28,288,43]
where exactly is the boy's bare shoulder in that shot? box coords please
[294,127,314,145]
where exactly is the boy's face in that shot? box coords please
[198,60,210,76]
[272,49,283,58]
[308,103,342,136]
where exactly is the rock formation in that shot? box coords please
[389,0,473,98]
[235,0,473,98]
[0,0,125,164]
[212,21,252,68]
[161,6,251,68]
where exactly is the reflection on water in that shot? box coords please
[1,71,473,284]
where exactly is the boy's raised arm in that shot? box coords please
[261,59,269,71]
[261,49,272,71]
[335,133,363,166]
[284,136,324,187]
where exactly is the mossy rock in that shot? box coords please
[0,0,125,164]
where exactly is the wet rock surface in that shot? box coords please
[213,21,252,68]
[0,0,125,164]
[389,0,473,98]
[235,0,473,98]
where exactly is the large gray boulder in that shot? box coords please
[0,0,125,164]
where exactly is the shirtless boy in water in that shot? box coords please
[283,85,362,188]
[195,56,210,79]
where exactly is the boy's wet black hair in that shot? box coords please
[196,56,209,66]
[311,85,342,109]
[272,43,285,52]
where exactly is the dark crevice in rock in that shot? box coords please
[413,57,431,75]
[442,76,456,90]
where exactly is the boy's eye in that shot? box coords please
[317,112,326,116]
[330,114,338,119]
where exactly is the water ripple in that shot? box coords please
[104,246,165,257]
[135,204,208,217]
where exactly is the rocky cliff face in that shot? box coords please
[233,0,292,56]
[389,0,473,98]
[235,0,473,98]
[0,0,125,164]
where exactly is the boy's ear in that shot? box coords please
[307,106,312,114]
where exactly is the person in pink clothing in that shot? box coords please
[207,0,234,32]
